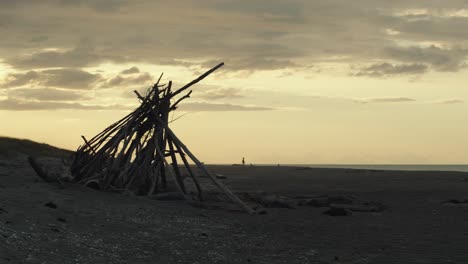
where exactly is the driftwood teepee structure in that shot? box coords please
[70,63,255,213]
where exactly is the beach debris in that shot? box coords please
[0,225,16,238]
[323,207,352,216]
[329,203,384,212]
[253,207,268,214]
[50,226,60,232]
[294,195,356,207]
[85,179,100,190]
[150,192,185,201]
[295,167,313,170]
[44,202,57,209]
[28,156,54,183]
[257,194,295,208]
[443,199,468,204]
[215,173,227,179]
[293,194,386,213]
[235,192,385,213]
[242,192,296,208]
[28,156,72,187]
[70,63,255,214]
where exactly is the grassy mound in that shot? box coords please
[0,137,73,158]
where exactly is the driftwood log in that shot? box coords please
[70,63,255,214]
[28,156,53,183]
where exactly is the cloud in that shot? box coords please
[178,102,273,112]
[208,58,299,73]
[100,72,153,88]
[435,99,464,104]
[354,97,416,104]
[1,69,102,89]
[41,68,102,88]
[0,0,128,10]
[395,14,468,42]
[0,1,468,75]
[6,47,111,69]
[384,45,468,71]
[1,71,39,87]
[355,63,428,77]
[56,0,129,12]
[120,66,140,75]
[212,0,304,23]
[0,98,131,111]
[7,88,90,101]
[195,86,244,100]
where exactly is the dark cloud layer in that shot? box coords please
[384,46,468,71]
[120,66,140,75]
[7,88,90,101]
[100,72,152,88]
[1,69,102,89]
[355,63,428,77]
[0,98,129,111]
[1,0,467,74]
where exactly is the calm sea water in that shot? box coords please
[291,164,468,172]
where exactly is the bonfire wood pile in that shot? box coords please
[70,63,255,213]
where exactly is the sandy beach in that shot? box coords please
[1,147,468,264]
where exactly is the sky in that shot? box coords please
[0,0,467,164]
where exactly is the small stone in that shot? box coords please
[443,199,468,204]
[150,192,184,201]
[257,194,295,208]
[215,173,227,179]
[44,202,57,209]
[323,207,351,216]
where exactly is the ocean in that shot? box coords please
[292,164,468,172]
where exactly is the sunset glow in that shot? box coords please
[1,1,467,164]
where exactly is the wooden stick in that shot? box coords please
[170,62,224,99]
[172,137,203,201]
[154,144,192,201]
[170,90,192,111]
[165,127,255,214]
[81,135,97,155]
[167,137,187,194]
[147,161,162,196]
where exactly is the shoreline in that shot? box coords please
[212,163,468,172]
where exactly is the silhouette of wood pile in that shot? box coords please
[70,63,255,213]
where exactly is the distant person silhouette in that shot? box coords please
[242,157,245,166]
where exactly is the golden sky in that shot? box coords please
[0,1,467,164]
